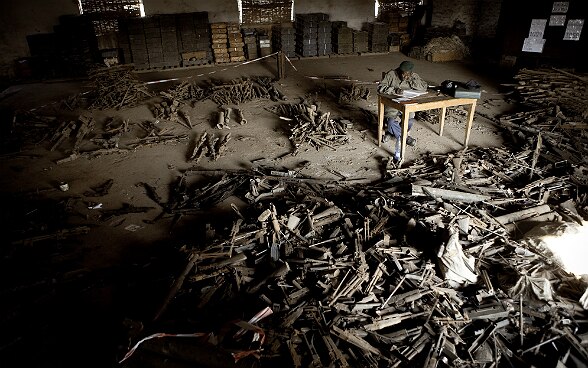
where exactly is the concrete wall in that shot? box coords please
[0,0,376,79]
[430,0,503,38]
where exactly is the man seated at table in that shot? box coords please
[377,60,428,159]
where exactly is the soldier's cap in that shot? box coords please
[399,61,414,72]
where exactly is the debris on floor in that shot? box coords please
[513,68,588,117]
[269,103,350,155]
[338,84,371,104]
[86,66,154,110]
[118,134,588,367]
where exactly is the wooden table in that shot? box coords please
[377,92,477,166]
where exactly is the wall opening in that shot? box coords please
[376,0,423,18]
[77,0,145,36]
[238,0,294,25]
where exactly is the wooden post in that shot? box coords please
[277,51,285,80]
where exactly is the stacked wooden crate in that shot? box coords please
[211,23,230,64]
[242,29,258,60]
[368,22,389,53]
[386,11,410,52]
[160,14,179,67]
[117,19,133,64]
[295,13,324,57]
[177,12,211,67]
[353,30,368,53]
[317,20,332,56]
[227,23,245,62]
[272,23,296,58]
[333,24,353,54]
[143,17,165,68]
[126,18,149,68]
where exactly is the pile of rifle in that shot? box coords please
[274,103,350,155]
[513,68,588,118]
[208,77,286,106]
[120,137,588,367]
[160,81,207,104]
[187,131,232,163]
[87,66,153,110]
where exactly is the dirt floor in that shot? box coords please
[0,53,517,367]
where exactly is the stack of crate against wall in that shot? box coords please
[159,14,179,67]
[332,22,353,54]
[272,23,296,58]
[143,17,165,68]
[125,17,148,68]
[227,23,246,62]
[180,12,212,66]
[380,9,411,52]
[242,29,258,60]
[296,13,329,57]
[317,20,332,56]
[368,22,389,52]
[353,30,368,53]
[211,23,230,63]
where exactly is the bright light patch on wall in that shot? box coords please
[77,0,144,17]
[375,0,380,17]
[237,0,243,24]
[291,0,295,21]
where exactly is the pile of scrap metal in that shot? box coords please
[271,103,351,155]
[512,68,588,119]
[119,143,588,367]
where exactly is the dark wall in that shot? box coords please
[430,0,503,38]
[498,0,587,70]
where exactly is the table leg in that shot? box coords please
[399,111,410,166]
[464,100,476,147]
[439,106,447,136]
[377,95,384,147]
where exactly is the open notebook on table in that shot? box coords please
[390,89,428,103]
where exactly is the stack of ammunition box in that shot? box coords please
[272,23,296,58]
[317,20,332,56]
[296,13,328,57]
[227,23,245,62]
[117,19,133,64]
[211,23,230,63]
[242,29,258,60]
[160,15,179,67]
[178,12,211,67]
[368,22,389,53]
[123,18,148,67]
[143,17,165,68]
[353,30,368,53]
[388,32,410,52]
[333,25,353,54]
